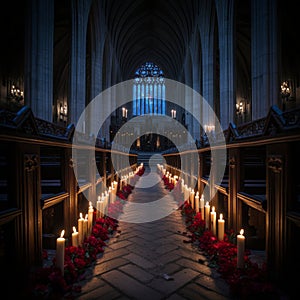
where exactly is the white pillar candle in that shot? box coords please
[205,201,210,229]
[195,191,199,213]
[108,187,112,204]
[190,189,195,209]
[218,213,225,241]
[78,212,84,245]
[88,201,94,235]
[101,198,105,217]
[83,214,88,242]
[184,185,189,201]
[237,229,245,268]
[96,195,101,219]
[104,191,109,215]
[200,194,205,218]
[56,230,65,274]
[210,206,217,236]
[72,226,79,247]
[111,186,116,203]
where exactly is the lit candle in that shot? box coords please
[78,212,84,245]
[104,191,109,215]
[190,189,195,209]
[96,195,101,218]
[237,229,245,268]
[200,194,205,219]
[108,187,112,204]
[210,206,217,236]
[83,214,88,242]
[88,201,94,235]
[111,185,116,203]
[72,226,79,247]
[205,201,210,229]
[195,191,199,213]
[56,230,65,274]
[218,213,225,241]
[184,185,189,202]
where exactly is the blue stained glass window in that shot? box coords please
[133,62,165,116]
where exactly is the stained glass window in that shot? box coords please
[133,62,165,116]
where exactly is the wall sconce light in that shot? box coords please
[280,81,291,111]
[8,84,24,102]
[236,101,244,115]
[59,102,68,123]
[122,107,128,118]
[171,109,176,118]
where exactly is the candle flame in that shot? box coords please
[60,230,65,238]
[212,206,215,212]
[98,196,100,201]
[240,229,244,235]
[206,201,209,206]
[73,226,77,233]
[85,214,88,220]
[89,201,92,207]
[220,213,223,220]
[80,212,83,218]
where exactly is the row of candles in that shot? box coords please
[56,179,118,274]
[55,164,145,274]
[157,164,246,269]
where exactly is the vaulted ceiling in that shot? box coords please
[102,0,199,79]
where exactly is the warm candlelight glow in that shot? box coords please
[210,206,217,236]
[56,229,66,274]
[205,201,210,229]
[237,228,245,268]
[72,226,79,247]
[218,213,225,241]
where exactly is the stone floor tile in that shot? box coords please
[178,283,231,300]
[101,270,162,300]
[98,247,130,263]
[165,293,188,300]
[76,284,121,300]
[123,252,156,269]
[194,274,231,297]
[148,268,199,296]
[176,258,220,278]
[93,257,129,275]
[108,240,132,250]
[119,264,154,283]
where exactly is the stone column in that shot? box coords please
[215,0,236,130]
[25,0,54,121]
[69,0,92,126]
[199,0,216,131]
[251,0,279,119]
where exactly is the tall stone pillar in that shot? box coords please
[25,0,54,121]
[199,0,216,130]
[251,0,279,119]
[69,0,92,126]
[215,0,236,130]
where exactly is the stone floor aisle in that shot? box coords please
[75,168,232,300]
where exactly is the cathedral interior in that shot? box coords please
[0,0,299,298]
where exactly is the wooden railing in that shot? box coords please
[163,105,300,291]
[0,106,137,287]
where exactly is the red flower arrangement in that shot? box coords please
[179,200,286,299]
